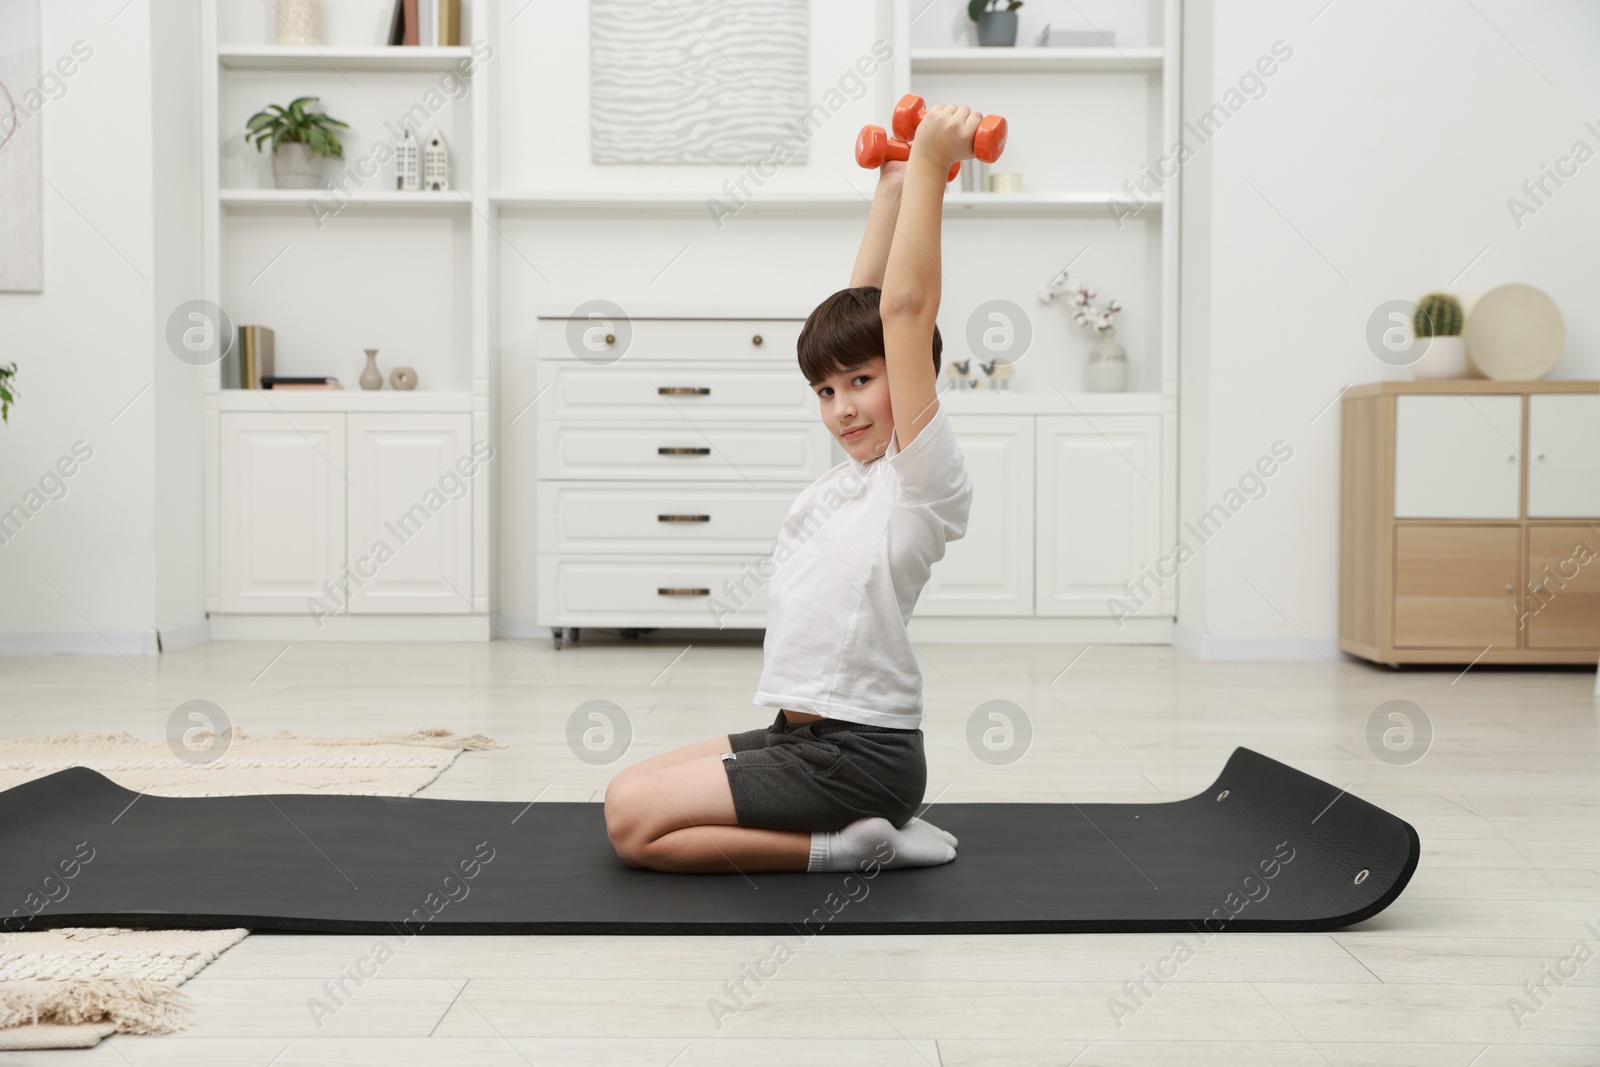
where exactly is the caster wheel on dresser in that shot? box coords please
[552,627,564,650]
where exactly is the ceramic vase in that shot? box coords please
[360,349,383,391]
[1085,330,1128,392]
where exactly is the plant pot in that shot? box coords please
[1085,331,1128,392]
[1410,334,1467,379]
[977,11,1019,46]
[272,141,324,189]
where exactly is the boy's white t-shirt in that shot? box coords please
[752,403,973,730]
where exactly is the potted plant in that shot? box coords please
[1410,291,1467,379]
[969,0,1023,47]
[245,96,349,190]
[0,362,16,423]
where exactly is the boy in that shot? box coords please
[604,105,984,874]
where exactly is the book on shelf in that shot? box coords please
[386,0,460,46]
[223,325,274,389]
[261,376,344,390]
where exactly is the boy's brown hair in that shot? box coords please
[796,286,942,387]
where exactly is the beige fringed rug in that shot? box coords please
[0,727,505,1051]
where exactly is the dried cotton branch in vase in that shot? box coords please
[1039,269,1122,335]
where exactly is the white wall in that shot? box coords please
[1178,0,1600,658]
[6,0,1598,656]
[0,0,205,654]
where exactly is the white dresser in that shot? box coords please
[535,312,827,648]
[533,311,1175,648]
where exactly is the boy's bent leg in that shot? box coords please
[605,734,734,796]
[604,754,811,873]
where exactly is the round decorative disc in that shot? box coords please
[1464,283,1564,380]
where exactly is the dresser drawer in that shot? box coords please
[537,419,837,481]
[538,481,797,553]
[537,555,771,628]
[537,317,802,364]
[535,361,814,420]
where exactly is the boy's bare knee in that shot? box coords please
[603,782,651,866]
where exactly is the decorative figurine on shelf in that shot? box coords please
[395,128,420,191]
[389,366,418,391]
[945,359,978,391]
[1039,268,1128,393]
[423,130,450,192]
[979,357,1016,390]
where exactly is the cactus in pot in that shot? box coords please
[1412,293,1463,338]
[1409,291,1468,379]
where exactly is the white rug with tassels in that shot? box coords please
[0,727,505,1051]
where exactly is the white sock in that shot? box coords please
[806,815,958,872]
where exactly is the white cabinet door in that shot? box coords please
[345,413,474,614]
[1528,394,1600,517]
[1394,394,1522,518]
[1036,415,1162,617]
[218,412,346,613]
[918,415,1033,617]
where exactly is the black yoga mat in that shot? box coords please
[0,747,1418,935]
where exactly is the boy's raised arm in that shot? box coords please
[849,160,905,289]
[881,105,981,453]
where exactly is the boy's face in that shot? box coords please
[812,355,894,462]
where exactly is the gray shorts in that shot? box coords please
[722,710,927,832]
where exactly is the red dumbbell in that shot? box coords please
[855,125,961,182]
[892,93,1008,163]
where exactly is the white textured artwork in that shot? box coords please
[0,0,42,292]
[591,0,809,165]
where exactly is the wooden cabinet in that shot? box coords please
[1392,524,1520,648]
[1525,525,1600,649]
[1527,395,1600,517]
[1340,380,1600,665]
[1393,394,1522,518]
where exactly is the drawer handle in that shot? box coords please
[752,334,763,346]
[658,587,711,597]
[658,446,711,455]
[604,333,616,345]
[658,514,711,522]
[658,386,711,396]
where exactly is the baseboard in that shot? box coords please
[1171,622,1207,659]
[0,630,157,655]
[208,614,493,641]
[157,618,211,653]
[495,615,1178,645]
[1202,633,1346,661]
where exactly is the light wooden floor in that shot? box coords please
[2,636,1598,1066]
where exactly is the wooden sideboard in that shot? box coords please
[1340,380,1600,665]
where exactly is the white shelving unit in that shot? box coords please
[217,45,474,71]
[200,0,495,638]
[198,0,1183,641]
[909,46,1164,73]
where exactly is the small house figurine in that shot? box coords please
[423,130,450,192]
[395,127,420,191]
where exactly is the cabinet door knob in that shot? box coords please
[752,334,764,346]
[605,333,616,345]
[1506,454,1516,462]
[1505,583,1514,592]
[1536,452,1546,461]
